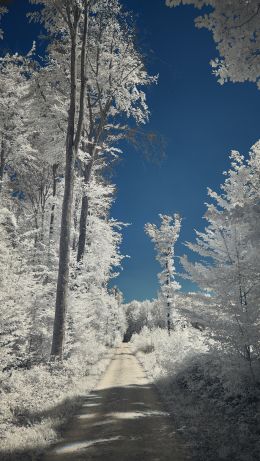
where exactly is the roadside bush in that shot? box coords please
[132,326,260,461]
[0,333,110,459]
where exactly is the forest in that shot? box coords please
[0,1,260,460]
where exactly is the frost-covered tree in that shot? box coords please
[145,214,182,334]
[70,172,126,353]
[182,141,260,381]
[30,0,97,357]
[75,0,156,264]
[0,207,45,370]
[124,299,166,341]
[22,60,68,245]
[0,53,31,196]
[166,0,260,89]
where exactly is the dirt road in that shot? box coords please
[44,344,187,461]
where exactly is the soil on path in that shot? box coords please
[43,343,187,461]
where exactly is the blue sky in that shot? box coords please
[2,0,260,302]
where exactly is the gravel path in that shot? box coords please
[43,343,187,461]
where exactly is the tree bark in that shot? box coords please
[51,140,75,357]
[77,194,89,263]
[166,258,171,335]
[0,138,5,194]
[72,194,80,251]
[49,163,58,240]
[76,106,109,263]
[77,159,92,263]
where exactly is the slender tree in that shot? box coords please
[145,214,182,334]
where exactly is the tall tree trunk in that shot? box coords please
[49,163,58,240]
[40,207,45,242]
[77,159,92,263]
[51,31,78,358]
[72,194,80,251]
[34,213,39,247]
[76,92,110,264]
[51,142,75,357]
[166,257,171,335]
[77,194,89,263]
[0,138,5,195]
[51,4,89,358]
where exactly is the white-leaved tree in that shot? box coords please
[166,0,260,89]
[30,0,95,358]
[0,209,26,370]
[0,52,32,197]
[70,172,127,357]
[145,214,182,334]
[75,0,156,264]
[181,141,260,383]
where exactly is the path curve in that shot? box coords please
[44,343,187,461]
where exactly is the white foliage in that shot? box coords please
[181,141,260,367]
[145,214,182,328]
[166,0,260,88]
[131,325,208,378]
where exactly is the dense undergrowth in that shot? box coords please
[0,335,113,461]
[132,326,260,461]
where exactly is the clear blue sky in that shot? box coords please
[2,0,260,302]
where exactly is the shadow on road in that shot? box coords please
[0,383,187,461]
[42,382,186,461]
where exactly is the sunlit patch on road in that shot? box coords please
[54,436,123,454]
[108,409,170,420]
[82,402,101,407]
[75,413,97,419]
